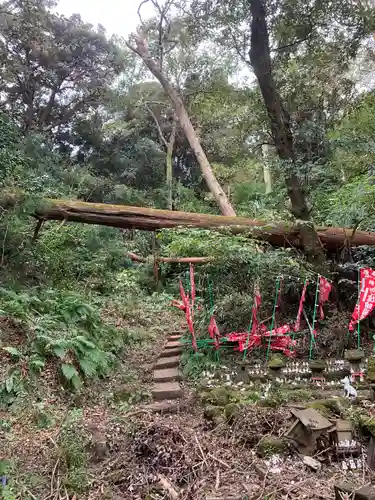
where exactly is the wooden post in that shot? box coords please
[368,436,375,469]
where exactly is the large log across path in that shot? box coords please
[17,197,375,251]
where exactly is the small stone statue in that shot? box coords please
[341,376,357,399]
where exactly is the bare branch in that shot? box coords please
[228,28,251,66]
[137,0,150,24]
[149,0,175,69]
[145,103,169,148]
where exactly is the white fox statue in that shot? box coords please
[341,376,357,399]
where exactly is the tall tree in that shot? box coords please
[0,0,124,134]
[113,79,179,210]
[126,0,236,216]
[250,0,308,219]
[189,0,374,259]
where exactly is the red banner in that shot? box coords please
[294,281,308,332]
[261,324,291,336]
[172,279,197,351]
[241,290,262,355]
[319,276,332,320]
[251,291,261,334]
[208,315,220,349]
[270,336,297,356]
[349,268,375,331]
[189,264,195,307]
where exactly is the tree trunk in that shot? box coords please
[249,0,325,262]
[145,105,177,210]
[126,37,236,216]
[127,252,212,264]
[3,195,373,251]
[261,144,273,194]
[166,117,177,210]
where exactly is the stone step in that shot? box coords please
[160,347,182,357]
[152,382,183,401]
[165,340,182,349]
[154,368,181,383]
[169,334,183,340]
[154,355,180,370]
[144,400,183,414]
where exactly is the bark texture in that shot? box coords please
[7,195,374,251]
[127,252,212,264]
[250,0,308,219]
[166,117,177,210]
[126,34,236,216]
[262,144,273,194]
[249,0,326,263]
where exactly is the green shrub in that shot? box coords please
[0,288,127,393]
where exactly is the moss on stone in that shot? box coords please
[200,386,234,406]
[268,354,286,370]
[307,397,348,417]
[359,416,375,437]
[309,360,326,372]
[203,405,226,426]
[257,436,289,457]
[200,385,251,411]
[224,402,241,422]
[344,349,365,362]
[368,357,375,382]
[203,400,243,425]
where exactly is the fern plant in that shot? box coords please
[0,288,122,392]
[32,332,114,391]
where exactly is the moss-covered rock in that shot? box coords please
[203,405,226,426]
[368,357,375,382]
[325,369,350,381]
[307,397,348,417]
[309,360,326,372]
[257,436,289,457]
[224,402,241,422]
[357,415,375,437]
[200,386,234,406]
[345,349,365,362]
[268,354,286,370]
[203,401,242,425]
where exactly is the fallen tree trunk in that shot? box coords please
[127,252,212,264]
[13,196,375,251]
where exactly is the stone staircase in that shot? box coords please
[148,333,184,413]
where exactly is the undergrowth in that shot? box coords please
[0,288,128,403]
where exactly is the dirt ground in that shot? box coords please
[2,306,375,499]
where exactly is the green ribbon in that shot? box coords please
[266,279,280,362]
[309,274,320,360]
[357,267,361,349]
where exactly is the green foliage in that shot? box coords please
[0,287,126,395]
[0,0,124,133]
[0,369,25,408]
[58,410,90,493]
[36,224,125,290]
[32,402,56,429]
[0,114,29,182]
[313,174,375,228]
[158,228,311,332]
[329,92,375,179]
[181,350,220,381]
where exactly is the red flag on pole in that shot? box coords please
[349,268,375,331]
[294,281,308,332]
[319,276,332,320]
